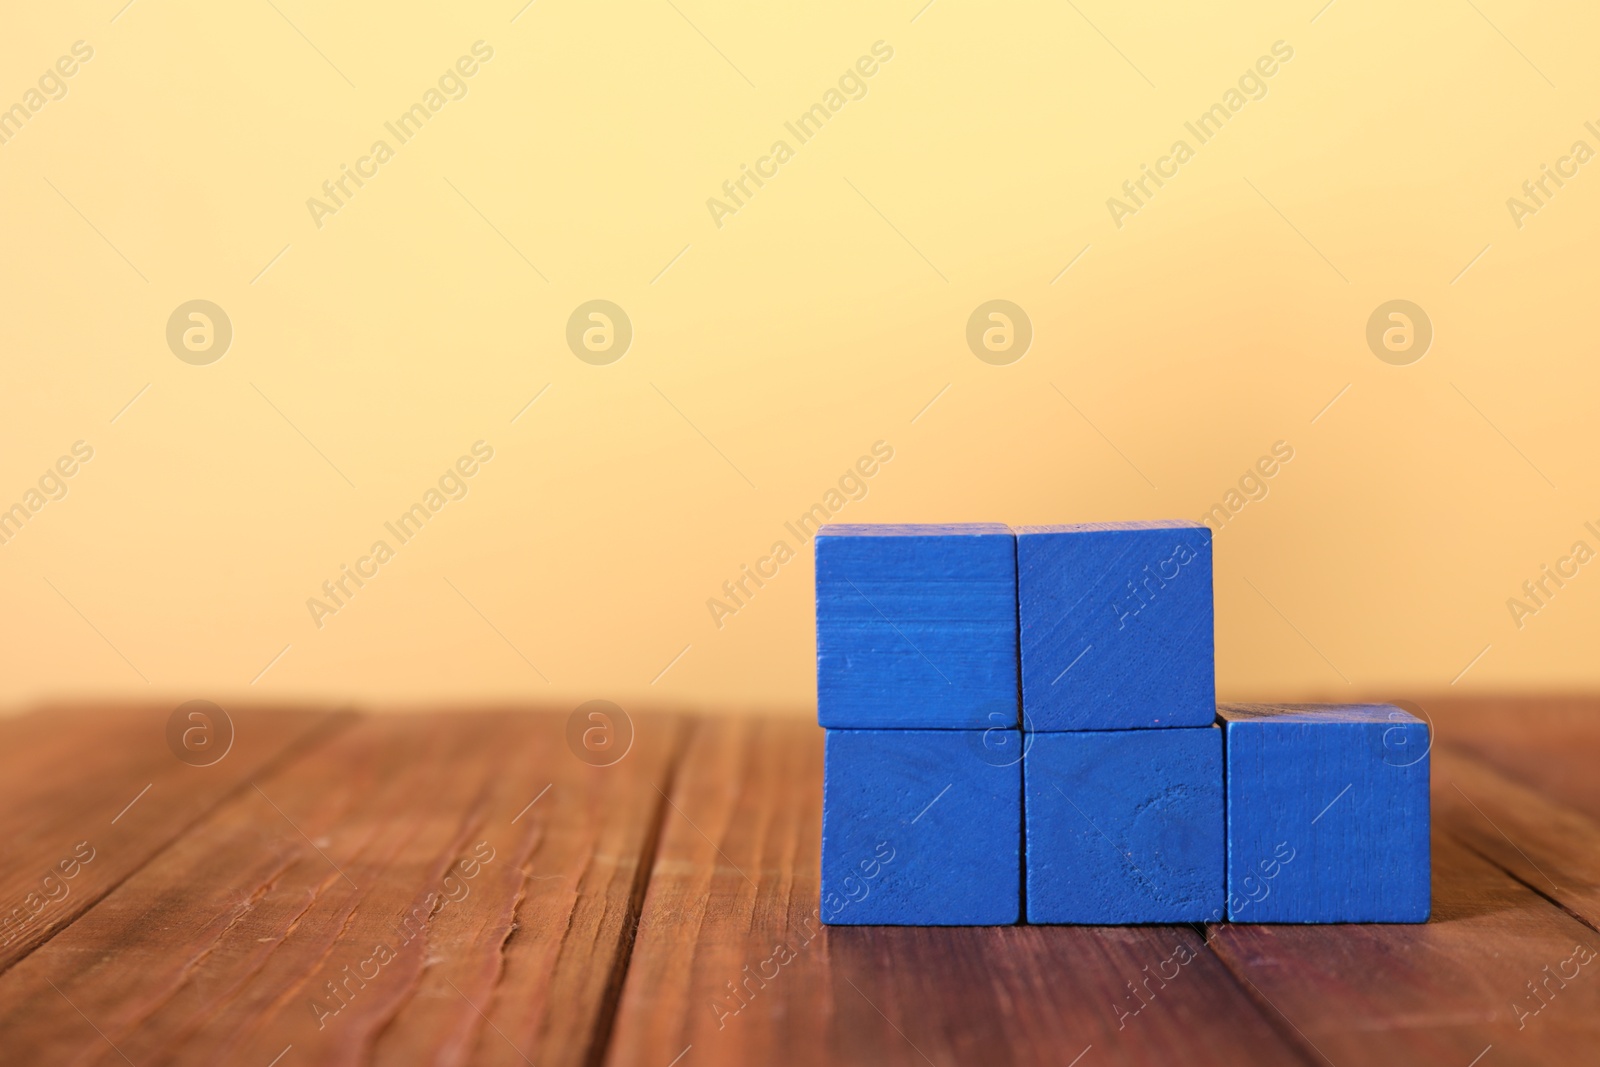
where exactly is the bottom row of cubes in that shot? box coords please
[819,704,1431,926]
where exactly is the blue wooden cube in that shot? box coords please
[1220,703,1430,923]
[1016,521,1214,730]
[816,524,1017,729]
[1024,727,1223,923]
[821,728,1022,925]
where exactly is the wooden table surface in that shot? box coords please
[1,697,1597,1066]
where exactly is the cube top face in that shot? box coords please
[1014,519,1204,536]
[816,526,1018,730]
[1218,702,1424,726]
[1223,703,1430,923]
[1024,727,1223,923]
[1016,522,1214,731]
[821,729,1022,925]
[820,522,1013,538]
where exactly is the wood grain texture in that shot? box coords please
[0,708,681,1067]
[605,717,1309,1067]
[1208,777,1600,1066]
[1433,695,1600,820]
[0,702,349,973]
[2,696,1599,1066]
[1434,744,1600,933]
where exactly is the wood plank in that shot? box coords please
[0,708,683,1067]
[1208,778,1600,1066]
[1434,743,1600,932]
[1430,695,1600,821]
[0,702,349,972]
[604,718,1310,1067]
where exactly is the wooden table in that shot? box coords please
[1,697,1597,1066]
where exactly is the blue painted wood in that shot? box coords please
[1016,521,1214,730]
[816,523,1018,729]
[1024,726,1223,923]
[821,727,1022,925]
[1220,703,1431,923]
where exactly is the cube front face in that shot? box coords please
[1024,727,1223,923]
[821,728,1022,925]
[1017,522,1215,731]
[1221,704,1431,923]
[816,524,1018,730]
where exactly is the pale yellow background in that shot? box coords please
[2,0,1596,716]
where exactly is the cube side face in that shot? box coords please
[1017,524,1214,731]
[816,528,1018,729]
[1223,712,1431,923]
[1024,727,1223,923]
[820,729,1021,925]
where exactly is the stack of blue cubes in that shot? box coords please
[816,522,1430,926]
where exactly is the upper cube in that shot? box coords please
[1016,521,1214,730]
[816,524,1018,729]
